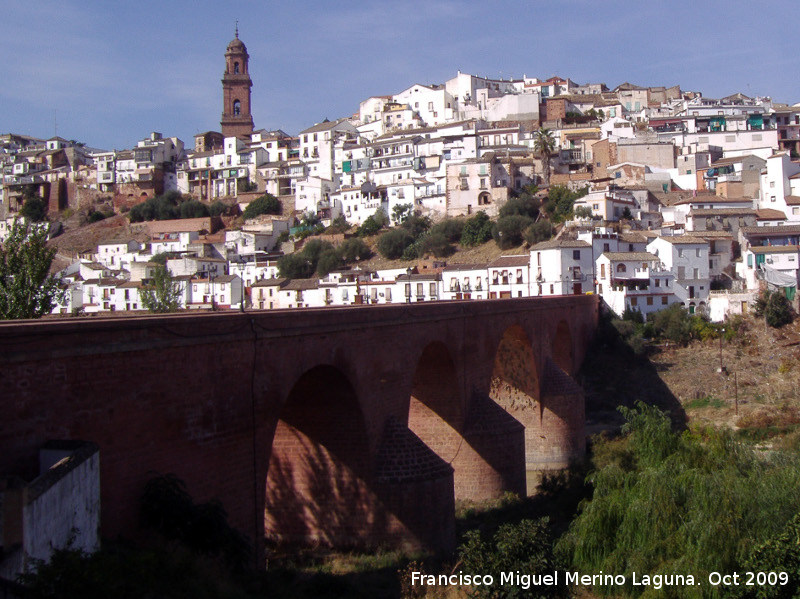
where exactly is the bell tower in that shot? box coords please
[220,24,254,138]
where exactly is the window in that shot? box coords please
[678,248,684,257]
[600,263,606,278]
[549,284,554,294]
[386,288,392,302]
[572,250,580,260]
[662,296,668,305]
[429,282,436,297]
[696,248,701,257]
[631,297,638,306]
[428,102,433,110]
[416,283,424,297]
[693,268,699,279]
[678,266,686,279]
[516,269,523,283]
[616,263,626,273]
[233,61,239,74]
[233,100,241,115]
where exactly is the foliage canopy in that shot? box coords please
[0,219,63,319]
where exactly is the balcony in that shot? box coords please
[559,149,584,164]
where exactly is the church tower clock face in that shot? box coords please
[221,25,254,138]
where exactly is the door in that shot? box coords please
[573,283,582,295]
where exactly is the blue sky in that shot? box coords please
[2,0,798,151]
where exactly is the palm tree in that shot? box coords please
[533,128,556,188]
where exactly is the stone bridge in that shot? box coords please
[0,295,598,557]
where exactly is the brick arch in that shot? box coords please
[489,324,540,408]
[408,341,464,463]
[265,364,377,548]
[552,320,573,374]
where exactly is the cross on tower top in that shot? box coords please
[235,20,239,39]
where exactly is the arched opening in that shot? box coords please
[478,192,491,206]
[408,342,463,464]
[552,320,573,375]
[233,100,241,115]
[265,365,374,547]
[234,61,240,74]
[490,325,540,493]
[616,263,627,273]
[490,325,538,411]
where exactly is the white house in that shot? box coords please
[441,263,489,300]
[530,239,593,296]
[646,236,710,313]
[596,252,678,316]
[487,256,531,298]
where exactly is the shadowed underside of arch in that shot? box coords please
[409,341,525,501]
[265,365,379,548]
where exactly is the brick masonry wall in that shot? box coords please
[0,296,597,557]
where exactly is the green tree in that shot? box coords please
[492,215,534,249]
[574,205,594,219]
[277,253,313,279]
[524,220,553,245]
[460,211,494,247]
[391,203,413,225]
[19,196,49,222]
[429,218,465,243]
[754,289,794,328]
[242,194,281,219]
[0,220,64,319]
[500,195,541,219]
[179,200,210,219]
[400,214,432,238]
[377,228,415,259]
[140,265,182,313]
[533,128,556,187]
[460,518,566,599]
[209,200,228,217]
[337,237,372,263]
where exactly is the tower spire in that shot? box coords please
[235,20,239,39]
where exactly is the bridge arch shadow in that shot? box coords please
[265,364,456,553]
[408,341,525,501]
[552,320,574,375]
[490,323,585,493]
[265,365,380,548]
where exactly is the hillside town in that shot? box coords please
[2,31,799,321]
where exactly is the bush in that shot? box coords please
[179,200,210,219]
[337,237,371,263]
[377,228,414,259]
[140,473,249,566]
[460,518,566,599]
[492,215,533,249]
[400,214,431,238]
[242,194,281,220]
[128,191,183,223]
[541,185,588,223]
[19,196,48,222]
[754,289,794,328]
[277,253,313,279]
[326,216,351,234]
[391,203,413,224]
[429,218,465,243]
[87,210,110,223]
[209,200,227,217]
[574,206,594,219]
[500,195,541,219]
[316,249,342,277]
[524,220,553,245]
[416,232,455,258]
[461,211,494,247]
[652,303,693,345]
[558,403,800,597]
